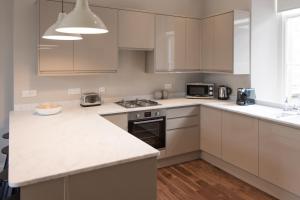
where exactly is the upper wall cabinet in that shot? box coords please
[200,10,250,74]
[38,0,74,73]
[118,10,155,50]
[38,0,118,76]
[74,7,118,73]
[146,15,201,73]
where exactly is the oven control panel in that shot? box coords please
[129,109,166,121]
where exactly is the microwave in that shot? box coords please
[186,83,215,99]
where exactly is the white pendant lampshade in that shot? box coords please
[43,13,83,40]
[56,0,109,34]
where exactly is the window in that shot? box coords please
[283,10,300,99]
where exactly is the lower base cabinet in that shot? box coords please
[259,121,300,196]
[166,126,200,157]
[102,114,128,131]
[222,111,259,175]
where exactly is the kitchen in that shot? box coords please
[1,0,300,199]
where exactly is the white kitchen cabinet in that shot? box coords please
[38,0,118,75]
[38,0,74,74]
[259,121,300,196]
[103,114,128,131]
[200,106,222,158]
[74,7,118,72]
[146,15,201,72]
[167,126,200,157]
[222,111,259,175]
[200,10,250,74]
[118,10,155,50]
[166,106,200,157]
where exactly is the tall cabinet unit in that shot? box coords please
[38,0,119,75]
[200,10,250,74]
[146,15,201,73]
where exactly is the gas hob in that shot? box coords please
[116,99,160,109]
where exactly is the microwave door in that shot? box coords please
[188,85,208,97]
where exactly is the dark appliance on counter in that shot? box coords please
[236,88,256,106]
[80,92,101,107]
[128,109,166,149]
[186,83,215,99]
[218,86,232,100]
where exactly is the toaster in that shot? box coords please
[80,92,101,107]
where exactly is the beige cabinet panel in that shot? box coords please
[167,106,199,119]
[167,116,199,130]
[167,126,200,157]
[259,121,300,196]
[200,17,214,71]
[155,15,186,72]
[200,106,222,158]
[74,7,118,72]
[213,12,234,72]
[118,10,155,50]
[38,0,73,73]
[185,18,201,71]
[103,113,128,131]
[222,112,259,175]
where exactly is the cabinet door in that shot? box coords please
[259,121,300,196]
[39,0,73,73]
[213,12,234,72]
[103,114,128,131]
[222,112,259,175]
[167,126,200,157]
[200,17,214,71]
[184,18,201,71]
[155,15,186,72]
[74,7,118,72]
[200,106,222,158]
[118,10,155,50]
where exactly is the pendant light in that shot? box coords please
[42,0,82,40]
[56,0,108,34]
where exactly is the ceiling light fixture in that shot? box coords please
[56,0,109,34]
[42,0,83,40]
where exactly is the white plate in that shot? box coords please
[35,103,62,116]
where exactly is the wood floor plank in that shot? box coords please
[157,159,277,200]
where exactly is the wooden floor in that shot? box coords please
[157,160,277,200]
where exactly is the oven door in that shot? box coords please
[128,117,166,149]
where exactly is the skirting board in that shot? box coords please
[157,151,201,168]
[201,152,300,200]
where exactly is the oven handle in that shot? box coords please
[133,118,164,125]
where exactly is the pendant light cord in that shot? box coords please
[61,0,64,13]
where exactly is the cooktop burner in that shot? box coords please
[116,99,160,109]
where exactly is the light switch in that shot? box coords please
[99,87,106,94]
[164,83,172,90]
[68,88,81,95]
[22,90,37,98]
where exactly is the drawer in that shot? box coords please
[167,115,199,130]
[166,126,200,157]
[167,106,199,119]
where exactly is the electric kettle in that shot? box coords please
[218,86,232,100]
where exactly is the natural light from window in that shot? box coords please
[284,10,300,99]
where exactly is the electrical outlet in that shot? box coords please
[68,88,81,95]
[164,83,172,90]
[99,87,106,94]
[22,90,37,98]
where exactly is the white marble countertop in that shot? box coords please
[9,108,159,187]
[9,98,300,188]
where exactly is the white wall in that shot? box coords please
[277,0,300,12]
[251,0,282,103]
[0,0,13,166]
[201,0,251,97]
[13,0,204,105]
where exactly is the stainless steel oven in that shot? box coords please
[128,110,166,149]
